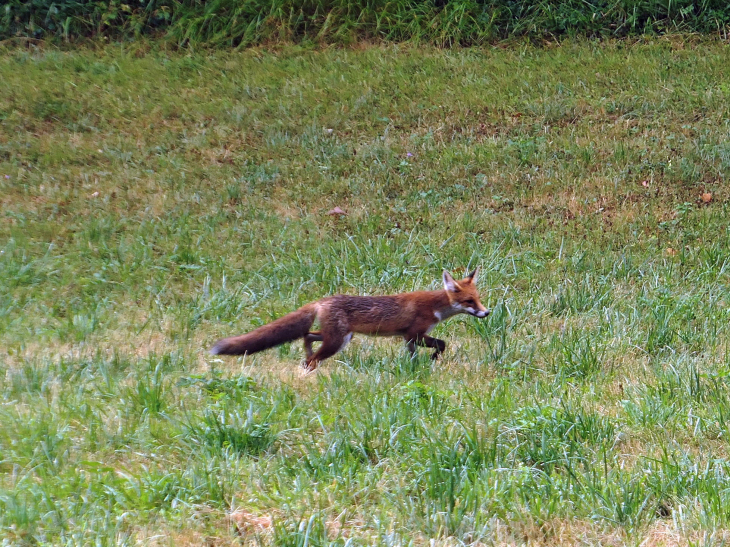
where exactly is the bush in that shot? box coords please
[3,0,730,46]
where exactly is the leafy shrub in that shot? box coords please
[3,0,730,45]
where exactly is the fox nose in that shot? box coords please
[475,309,490,318]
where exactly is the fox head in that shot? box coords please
[443,268,490,318]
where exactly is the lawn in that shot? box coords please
[2,38,730,545]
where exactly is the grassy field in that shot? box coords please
[2,38,730,545]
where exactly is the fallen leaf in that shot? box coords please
[665,247,678,257]
[701,192,712,203]
[326,207,347,216]
[641,180,649,187]
[228,509,272,532]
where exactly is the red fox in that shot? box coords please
[210,268,490,370]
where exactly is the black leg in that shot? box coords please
[404,334,446,359]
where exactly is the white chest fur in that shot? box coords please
[428,307,459,333]
[434,306,459,322]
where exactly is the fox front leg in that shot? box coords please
[405,334,446,360]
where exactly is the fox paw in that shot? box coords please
[301,360,318,373]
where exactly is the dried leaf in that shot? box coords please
[229,510,272,531]
[701,192,713,203]
[326,207,347,216]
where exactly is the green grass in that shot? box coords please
[4,0,730,46]
[2,38,730,544]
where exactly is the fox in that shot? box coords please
[210,268,490,371]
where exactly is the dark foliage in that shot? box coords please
[3,0,730,45]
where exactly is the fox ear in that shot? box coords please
[443,270,461,292]
[465,266,480,284]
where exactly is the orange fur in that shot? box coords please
[211,268,490,371]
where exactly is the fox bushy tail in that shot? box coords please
[210,305,317,356]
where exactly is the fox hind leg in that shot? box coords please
[304,331,352,371]
[304,331,323,359]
